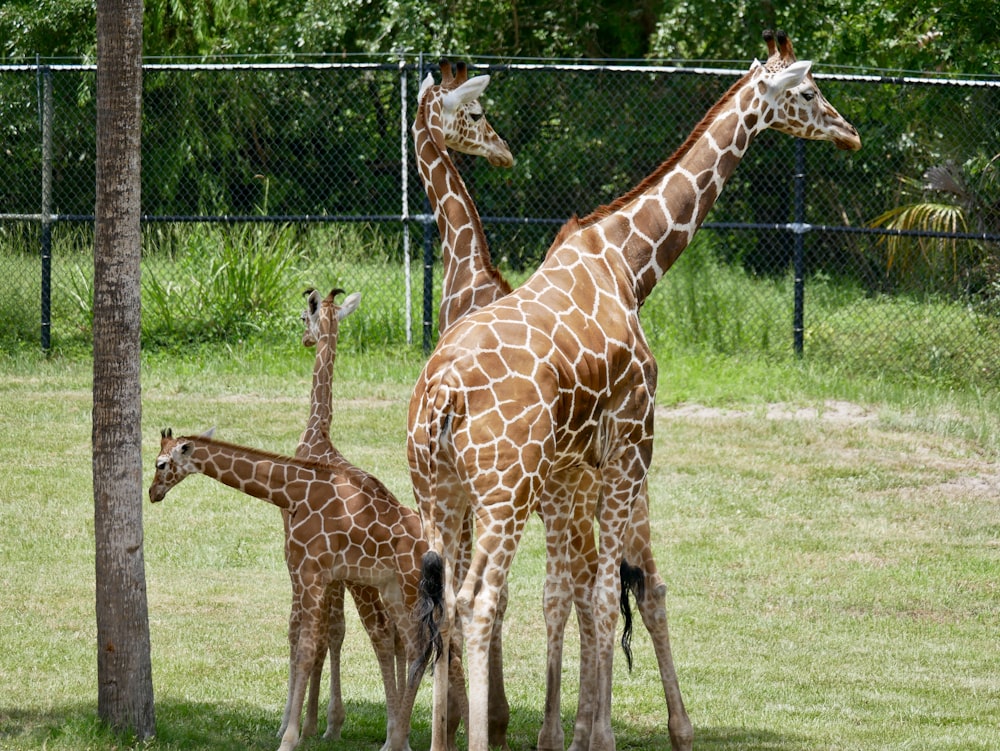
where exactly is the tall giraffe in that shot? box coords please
[408,30,861,751]
[415,59,691,750]
[414,59,514,334]
[149,430,443,751]
[280,287,405,744]
[413,59,518,750]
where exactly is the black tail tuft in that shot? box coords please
[619,558,646,672]
[411,550,446,686]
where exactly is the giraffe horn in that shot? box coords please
[776,29,797,63]
[331,287,346,300]
[439,58,454,87]
[454,61,469,85]
[763,29,778,58]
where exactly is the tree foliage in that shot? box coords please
[2,0,999,73]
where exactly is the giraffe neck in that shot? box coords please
[414,94,511,333]
[188,438,325,510]
[305,315,335,442]
[580,71,762,305]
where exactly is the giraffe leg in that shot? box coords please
[487,581,512,751]
[278,579,303,738]
[428,552,456,751]
[586,550,621,751]
[459,507,530,751]
[626,493,692,751]
[536,513,574,751]
[313,580,345,739]
[349,583,400,744]
[590,456,659,751]
[382,639,421,751]
[568,515,599,751]
[278,582,326,751]
[447,510,474,751]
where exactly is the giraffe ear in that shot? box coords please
[419,72,435,98]
[771,60,812,93]
[200,427,216,439]
[441,75,491,111]
[337,291,362,320]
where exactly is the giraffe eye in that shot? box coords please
[470,111,484,122]
[801,90,816,102]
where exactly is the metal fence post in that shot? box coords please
[418,56,435,354]
[39,61,53,352]
[399,58,413,346]
[792,137,806,357]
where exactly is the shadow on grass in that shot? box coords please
[0,699,418,750]
[0,700,805,750]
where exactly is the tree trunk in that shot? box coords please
[93,0,154,738]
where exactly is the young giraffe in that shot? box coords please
[149,430,443,751]
[295,288,475,751]
[416,59,691,751]
[280,287,405,743]
[408,30,861,751]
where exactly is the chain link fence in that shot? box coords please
[2,58,999,383]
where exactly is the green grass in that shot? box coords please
[1,335,999,750]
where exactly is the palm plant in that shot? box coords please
[870,154,1000,298]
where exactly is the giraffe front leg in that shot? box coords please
[279,578,303,739]
[536,514,574,751]
[350,583,397,743]
[279,585,325,751]
[568,516,599,751]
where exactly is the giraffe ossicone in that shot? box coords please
[408,30,859,751]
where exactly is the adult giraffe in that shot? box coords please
[413,59,690,751]
[408,30,860,751]
[412,59,516,750]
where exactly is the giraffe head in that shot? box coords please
[750,29,861,151]
[417,59,514,167]
[149,427,215,503]
[300,287,361,348]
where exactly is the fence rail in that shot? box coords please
[2,58,999,382]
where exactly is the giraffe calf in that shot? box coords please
[149,428,443,751]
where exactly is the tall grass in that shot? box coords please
[1,223,999,388]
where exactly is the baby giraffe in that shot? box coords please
[280,287,406,743]
[149,429,442,751]
[297,287,487,751]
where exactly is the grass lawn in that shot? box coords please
[1,344,998,750]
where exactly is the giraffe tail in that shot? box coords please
[411,549,445,686]
[619,558,646,672]
[409,380,452,685]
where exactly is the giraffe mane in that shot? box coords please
[177,433,401,499]
[176,434,329,470]
[577,69,754,226]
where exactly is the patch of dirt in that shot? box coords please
[656,399,877,424]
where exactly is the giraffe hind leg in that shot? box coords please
[635,572,693,751]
